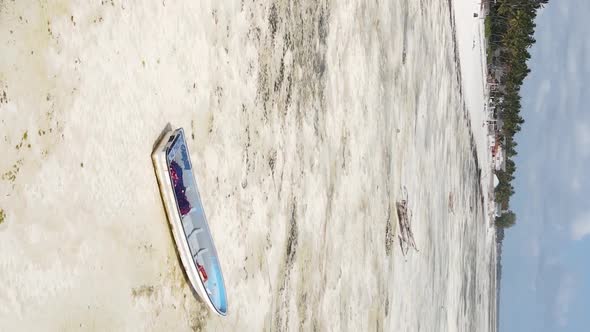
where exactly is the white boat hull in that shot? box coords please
[152,128,227,316]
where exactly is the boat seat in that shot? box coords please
[187,227,204,239]
[193,248,209,259]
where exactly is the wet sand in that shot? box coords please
[1,1,495,331]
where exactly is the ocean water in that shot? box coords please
[0,0,495,331]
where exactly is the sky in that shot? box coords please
[499,0,590,331]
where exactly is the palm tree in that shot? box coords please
[495,211,516,228]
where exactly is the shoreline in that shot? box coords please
[450,1,498,332]
[447,0,486,211]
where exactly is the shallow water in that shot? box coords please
[0,0,495,331]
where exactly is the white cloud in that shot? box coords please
[571,212,590,241]
[575,122,590,157]
[557,0,570,18]
[527,237,540,258]
[544,255,560,268]
[566,42,579,74]
[554,273,575,327]
[553,223,565,233]
[533,79,551,114]
[570,176,581,192]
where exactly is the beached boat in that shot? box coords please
[152,128,227,316]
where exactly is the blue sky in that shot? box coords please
[500,0,590,331]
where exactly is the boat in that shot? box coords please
[152,128,228,316]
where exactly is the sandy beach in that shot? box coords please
[1,1,496,331]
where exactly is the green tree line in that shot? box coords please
[486,0,548,227]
